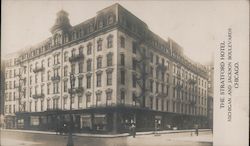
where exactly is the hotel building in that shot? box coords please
[3,3,209,133]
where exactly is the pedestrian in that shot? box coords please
[131,123,136,138]
[195,124,199,136]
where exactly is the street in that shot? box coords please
[0,130,212,146]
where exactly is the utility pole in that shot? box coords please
[67,72,75,146]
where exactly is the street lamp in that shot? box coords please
[67,73,75,146]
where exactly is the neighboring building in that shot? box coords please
[3,3,209,133]
[206,62,214,129]
[0,59,6,127]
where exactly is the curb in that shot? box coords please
[2,129,212,138]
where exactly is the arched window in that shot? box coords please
[64,52,68,62]
[87,43,92,55]
[107,35,113,48]
[79,46,83,55]
[97,56,102,69]
[107,53,113,66]
[97,39,102,51]
[71,48,76,57]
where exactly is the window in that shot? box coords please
[35,62,38,69]
[71,64,75,74]
[86,95,91,102]
[120,36,125,48]
[30,76,32,84]
[79,62,83,73]
[54,54,60,65]
[64,66,68,77]
[107,35,113,48]
[121,70,125,85]
[156,98,159,110]
[35,74,38,83]
[54,68,59,77]
[47,99,50,110]
[64,52,68,62]
[156,82,159,93]
[30,65,33,73]
[71,49,76,57]
[30,87,32,97]
[120,91,125,103]
[150,80,153,92]
[41,85,44,94]
[78,77,83,87]
[108,15,114,24]
[87,43,92,55]
[99,21,103,28]
[150,53,153,63]
[132,58,137,70]
[150,98,153,109]
[63,98,67,109]
[107,91,112,100]
[53,98,59,109]
[107,53,113,66]
[96,93,101,102]
[97,39,102,51]
[132,42,137,54]
[53,82,59,94]
[132,74,137,88]
[107,72,112,86]
[87,60,92,72]
[64,80,67,92]
[29,101,32,112]
[87,76,91,89]
[35,101,37,112]
[79,47,83,55]
[47,71,51,81]
[156,55,159,64]
[97,57,102,69]
[120,54,125,66]
[132,92,136,104]
[35,86,38,95]
[41,72,45,82]
[96,74,102,87]
[41,100,44,111]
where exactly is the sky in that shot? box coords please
[1,0,248,64]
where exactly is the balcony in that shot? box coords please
[156,92,168,98]
[76,87,84,93]
[189,100,197,106]
[69,54,84,62]
[32,93,45,99]
[188,79,197,85]
[68,88,76,94]
[33,67,45,73]
[51,75,60,81]
[175,83,183,90]
[156,64,167,72]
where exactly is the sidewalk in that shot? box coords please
[2,128,211,138]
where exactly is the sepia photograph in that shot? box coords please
[1,1,249,146]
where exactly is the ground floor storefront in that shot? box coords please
[6,106,208,134]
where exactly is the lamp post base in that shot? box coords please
[67,132,74,146]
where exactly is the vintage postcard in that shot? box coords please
[1,1,249,146]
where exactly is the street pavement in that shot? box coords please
[0,130,212,146]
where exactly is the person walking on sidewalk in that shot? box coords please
[195,124,199,136]
[131,123,136,138]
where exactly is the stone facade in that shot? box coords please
[3,3,209,133]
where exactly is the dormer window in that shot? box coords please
[99,21,103,28]
[108,15,114,24]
